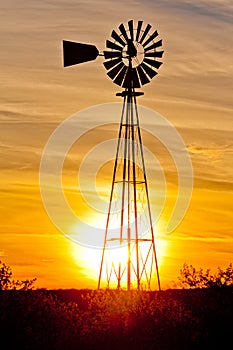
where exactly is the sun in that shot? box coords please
[71,215,169,289]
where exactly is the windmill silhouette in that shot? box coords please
[63,20,164,291]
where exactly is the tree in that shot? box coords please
[0,260,36,290]
[178,262,233,289]
[0,261,12,290]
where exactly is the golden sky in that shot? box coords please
[0,0,232,289]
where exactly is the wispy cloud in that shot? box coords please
[188,143,233,160]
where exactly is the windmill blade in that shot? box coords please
[119,23,129,42]
[144,39,163,52]
[128,20,134,41]
[142,30,158,48]
[111,30,126,47]
[103,57,122,70]
[139,24,152,44]
[123,68,141,88]
[106,39,123,51]
[141,62,158,79]
[136,65,150,85]
[144,58,163,69]
[63,40,99,67]
[145,51,164,58]
[114,65,128,86]
[131,68,141,88]
[104,51,122,59]
[107,61,124,80]
[135,20,143,42]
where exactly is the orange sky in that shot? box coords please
[0,0,232,289]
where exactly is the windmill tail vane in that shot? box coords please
[62,20,164,291]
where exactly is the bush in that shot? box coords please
[0,288,232,349]
[0,260,36,290]
[178,262,233,289]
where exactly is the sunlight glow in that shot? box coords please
[71,215,169,289]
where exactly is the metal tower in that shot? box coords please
[98,69,161,291]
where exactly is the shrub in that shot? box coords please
[178,262,233,289]
[0,260,36,290]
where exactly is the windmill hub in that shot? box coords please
[126,39,137,57]
[122,41,144,68]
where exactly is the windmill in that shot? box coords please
[63,20,164,291]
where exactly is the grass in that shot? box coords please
[0,287,232,349]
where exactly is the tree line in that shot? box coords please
[0,260,233,290]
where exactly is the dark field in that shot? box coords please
[0,288,232,350]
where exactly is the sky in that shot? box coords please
[0,0,232,289]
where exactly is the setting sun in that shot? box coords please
[71,218,169,290]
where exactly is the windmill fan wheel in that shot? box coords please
[103,20,164,88]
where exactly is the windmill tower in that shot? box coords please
[63,20,164,291]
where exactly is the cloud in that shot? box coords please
[153,0,233,22]
[188,143,233,160]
